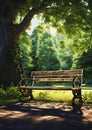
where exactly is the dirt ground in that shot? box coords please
[0,101,92,130]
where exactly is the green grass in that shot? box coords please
[33,90,73,103]
[82,83,92,89]
[0,84,92,106]
[0,99,19,105]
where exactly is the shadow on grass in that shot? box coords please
[0,101,92,130]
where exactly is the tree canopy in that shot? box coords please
[0,0,92,85]
[14,0,92,53]
[1,0,91,38]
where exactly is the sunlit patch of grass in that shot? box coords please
[33,90,73,102]
[82,84,92,89]
[0,84,92,106]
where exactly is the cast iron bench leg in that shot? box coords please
[72,89,83,110]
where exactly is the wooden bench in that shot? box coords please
[19,69,83,108]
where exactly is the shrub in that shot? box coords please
[0,88,7,99]
[82,92,92,103]
[0,86,20,99]
[6,86,20,98]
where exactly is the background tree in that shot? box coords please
[72,49,92,81]
[0,0,92,86]
[55,35,73,70]
[31,29,39,70]
[30,28,72,71]
[36,31,61,70]
[19,33,33,77]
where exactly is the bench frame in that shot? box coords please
[19,69,83,109]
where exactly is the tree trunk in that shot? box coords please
[0,23,22,86]
[0,1,47,86]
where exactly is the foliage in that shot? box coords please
[0,85,92,105]
[15,0,92,54]
[31,29,39,70]
[19,27,73,79]
[6,86,20,98]
[82,92,92,104]
[37,31,61,70]
[30,27,73,71]
[30,28,61,70]
[19,33,33,77]
[0,86,20,99]
[19,26,92,81]
[57,39,73,70]
[0,88,6,99]
[1,0,92,86]
[72,49,92,81]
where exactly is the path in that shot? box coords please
[0,101,92,130]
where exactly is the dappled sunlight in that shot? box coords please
[34,115,64,122]
[0,109,29,119]
[50,28,57,36]
[0,102,92,130]
[33,90,73,102]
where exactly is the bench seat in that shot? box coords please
[19,69,83,109]
[20,86,81,90]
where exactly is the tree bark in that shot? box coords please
[0,1,48,86]
[0,23,23,86]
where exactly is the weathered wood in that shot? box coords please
[32,78,73,82]
[19,69,83,108]
[20,86,81,91]
[19,70,83,86]
[31,70,83,77]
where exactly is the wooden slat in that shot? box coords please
[20,86,81,91]
[31,70,83,77]
[32,78,73,82]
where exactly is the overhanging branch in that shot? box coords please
[16,2,48,35]
[9,0,27,23]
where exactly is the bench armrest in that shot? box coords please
[19,78,33,88]
[72,76,82,88]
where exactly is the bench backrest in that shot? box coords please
[31,70,83,83]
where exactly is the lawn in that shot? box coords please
[33,90,73,102]
[0,83,92,105]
